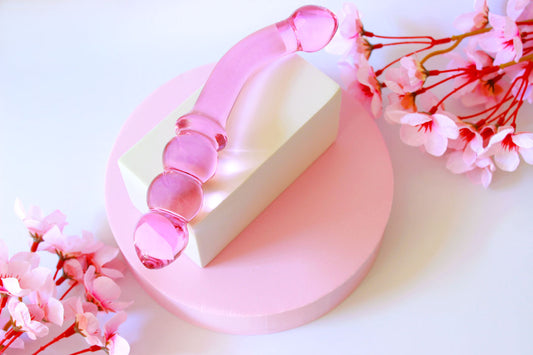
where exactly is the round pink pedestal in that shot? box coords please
[105,64,394,335]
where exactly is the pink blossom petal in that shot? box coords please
[101,267,124,280]
[463,146,478,166]
[425,131,449,156]
[488,126,515,146]
[93,277,121,301]
[370,92,382,118]
[433,113,459,139]
[93,246,119,267]
[105,312,127,337]
[493,49,517,66]
[384,107,408,124]
[108,334,130,355]
[519,146,533,164]
[512,132,533,148]
[467,166,493,188]
[20,266,50,292]
[10,251,40,268]
[76,312,103,346]
[401,113,431,126]
[494,150,520,171]
[47,298,64,326]
[2,278,23,296]
[324,35,353,56]
[339,3,361,38]
[446,150,474,174]
[400,124,426,147]
[507,0,531,20]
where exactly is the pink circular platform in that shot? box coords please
[105,64,394,335]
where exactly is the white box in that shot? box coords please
[119,55,341,267]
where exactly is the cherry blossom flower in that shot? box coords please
[62,296,98,323]
[454,0,489,32]
[63,258,86,283]
[466,156,496,188]
[384,56,427,94]
[394,111,460,156]
[507,0,533,21]
[484,126,533,171]
[14,199,67,238]
[76,311,103,346]
[26,274,64,326]
[8,299,49,340]
[104,312,130,355]
[446,49,504,108]
[479,14,523,66]
[325,2,364,62]
[41,227,103,259]
[447,123,484,165]
[83,266,131,313]
[0,242,48,298]
[340,58,382,118]
[87,245,124,280]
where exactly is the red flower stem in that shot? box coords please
[379,40,432,46]
[0,332,22,354]
[363,31,435,41]
[507,68,531,126]
[68,345,102,355]
[0,296,8,315]
[375,44,433,76]
[32,323,76,355]
[53,258,65,280]
[60,282,78,301]
[517,19,533,25]
[427,68,467,75]
[458,96,513,120]
[56,274,67,286]
[2,320,12,332]
[30,240,40,253]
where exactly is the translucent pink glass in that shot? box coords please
[163,132,218,183]
[133,5,338,269]
[134,212,188,269]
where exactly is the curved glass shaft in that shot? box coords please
[134,6,338,269]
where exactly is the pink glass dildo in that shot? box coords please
[134,5,338,269]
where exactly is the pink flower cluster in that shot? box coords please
[0,200,131,354]
[327,0,533,187]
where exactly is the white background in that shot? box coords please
[1,0,532,354]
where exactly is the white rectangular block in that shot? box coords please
[119,55,341,267]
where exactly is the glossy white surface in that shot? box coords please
[0,0,532,354]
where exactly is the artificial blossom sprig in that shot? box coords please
[0,200,131,354]
[327,0,533,187]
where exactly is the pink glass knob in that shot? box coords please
[133,212,188,269]
[147,170,203,222]
[163,132,218,183]
[286,6,337,52]
[176,113,228,151]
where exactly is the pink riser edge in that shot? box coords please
[105,64,394,335]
